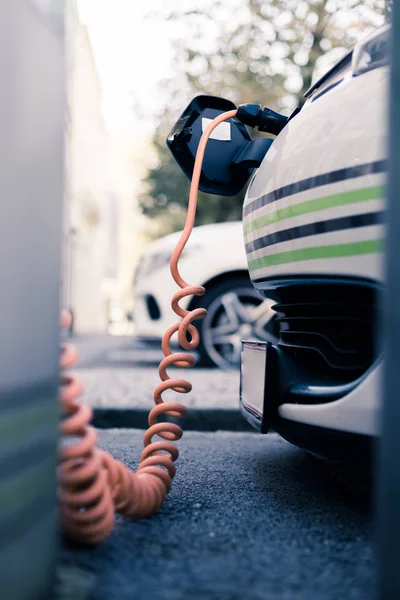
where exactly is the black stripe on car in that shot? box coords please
[245,211,385,255]
[243,159,387,218]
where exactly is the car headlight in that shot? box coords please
[134,251,171,284]
[146,251,173,274]
[134,245,201,283]
[352,24,390,77]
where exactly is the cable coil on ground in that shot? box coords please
[57,109,238,544]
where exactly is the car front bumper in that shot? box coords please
[240,340,381,444]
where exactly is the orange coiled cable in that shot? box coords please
[58,338,115,543]
[58,109,238,544]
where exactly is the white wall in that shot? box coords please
[64,1,149,333]
[65,1,112,333]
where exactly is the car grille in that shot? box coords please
[272,282,379,382]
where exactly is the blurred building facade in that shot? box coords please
[64,1,144,333]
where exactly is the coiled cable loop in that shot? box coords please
[58,109,238,543]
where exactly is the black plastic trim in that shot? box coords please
[274,417,374,463]
[251,274,381,299]
[304,50,353,98]
[311,78,343,102]
[145,294,161,320]
[252,278,380,383]
[285,359,380,404]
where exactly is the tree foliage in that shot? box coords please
[139,0,387,238]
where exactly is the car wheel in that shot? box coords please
[192,276,278,369]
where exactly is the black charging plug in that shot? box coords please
[236,103,288,136]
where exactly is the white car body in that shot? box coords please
[133,222,249,339]
[239,25,389,458]
[244,63,386,287]
[134,220,280,371]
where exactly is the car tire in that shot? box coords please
[191,275,278,369]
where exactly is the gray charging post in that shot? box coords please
[0,2,65,599]
[377,4,400,598]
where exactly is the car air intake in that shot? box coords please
[272,282,379,382]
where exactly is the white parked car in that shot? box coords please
[133,221,277,369]
[167,24,389,460]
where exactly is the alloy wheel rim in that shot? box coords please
[202,287,277,369]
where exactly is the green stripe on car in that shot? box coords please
[244,185,384,235]
[248,238,383,271]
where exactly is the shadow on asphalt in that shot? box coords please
[58,430,375,600]
[250,445,372,517]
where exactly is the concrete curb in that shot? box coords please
[92,407,255,432]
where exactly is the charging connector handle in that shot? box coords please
[236,103,288,136]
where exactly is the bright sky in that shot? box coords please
[77,0,177,139]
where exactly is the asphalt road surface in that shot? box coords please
[57,335,375,600]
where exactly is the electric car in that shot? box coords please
[133,221,277,369]
[167,24,389,460]
[240,24,389,460]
